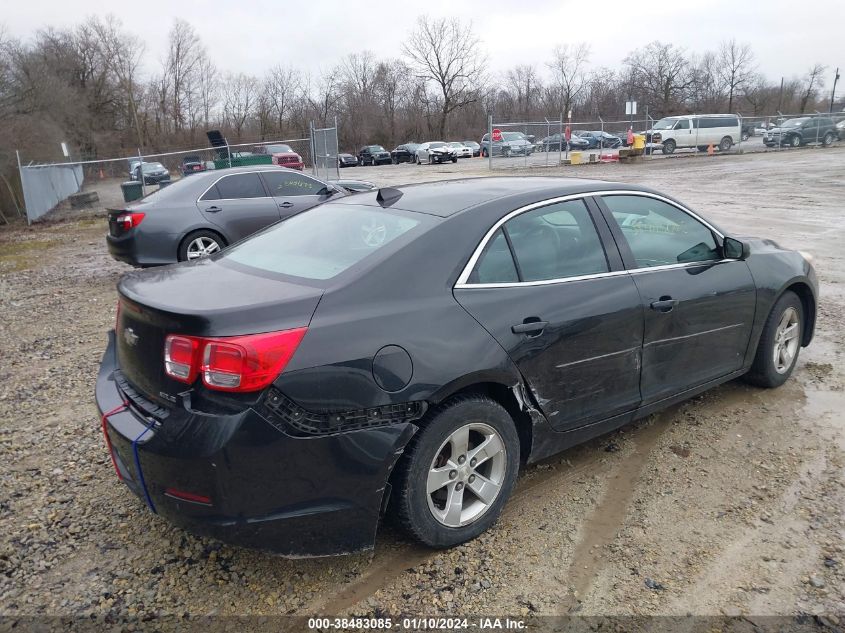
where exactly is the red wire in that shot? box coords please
[101,401,129,480]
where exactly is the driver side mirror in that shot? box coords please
[318,184,339,197]
[723,236,749,260]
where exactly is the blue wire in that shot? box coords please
[132,426,157,513]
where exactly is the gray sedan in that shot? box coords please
[106,166,375,266]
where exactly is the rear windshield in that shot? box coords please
[222,204,427,280]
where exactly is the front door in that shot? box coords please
[197,172,279,242]
[596,193,757,405]
[259,170,330,220]
[454,197,644,431]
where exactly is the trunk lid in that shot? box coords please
[116,258,323,406]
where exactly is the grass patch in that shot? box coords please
[0,239,58,273]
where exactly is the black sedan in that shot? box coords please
[536,133,590,152]
[133,161,171,185]
[578,131,623,149]
[97,178,816,556]
[391,143,420,164]
[106,166,375,266]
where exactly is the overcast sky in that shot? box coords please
[3,0,842,87]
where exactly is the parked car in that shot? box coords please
[462,141,481,157]
[98,177,817,556]
[740,122,755,141]
[535,133,589,152]
[577,131,623,149]
[391,143,420,164]
[447,142,473,158]
[132,162,170,185]
[645,114,741,154]
[358,145,392,166]
[338,153,359,168]
[415,142,458,164]
[106,166,375,266]
[181,155,206,177]
[762,117,839,147]
[836,119,845,140]
[253,144,304,170]
[480,131,535,157]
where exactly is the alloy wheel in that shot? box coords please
[186,236,220,260]
[772,307,800,374]
[426,423,507,527]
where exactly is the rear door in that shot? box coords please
[197,172,279,242]
[260,170,329,220]
[596,193,757,405]
[454,196,644,431]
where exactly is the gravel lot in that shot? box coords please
[1,148,843,622]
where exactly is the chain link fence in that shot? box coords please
[487,111,843,169]
[15,134,319,223]
[311,120,340,182]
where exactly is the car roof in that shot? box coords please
[330,177,656,218]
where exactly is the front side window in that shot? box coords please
[214,173,267,199]
[675,119,690,130]
[261,171,323,197]
[602,195,720,268]
[470,199,608,284]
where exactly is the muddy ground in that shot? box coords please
[0,148,843,622]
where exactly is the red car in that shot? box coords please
[254,143,304,171]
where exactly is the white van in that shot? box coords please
[648,114,741,154]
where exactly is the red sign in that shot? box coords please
[564,125,571,141]
[491,128,503,142]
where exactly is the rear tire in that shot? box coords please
[822,132,835,147]
[178,230,225,262]
[719,136,733,151]
[744,291,804,388]
[392,396,520,548]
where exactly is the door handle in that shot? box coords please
[650,296,678,313]
[278,202,294,208]
[511,320,548,335]
[205,205,222,213]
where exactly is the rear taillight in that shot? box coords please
[164,335,201,383]
[163,328,307,392]
[115,212,145,230]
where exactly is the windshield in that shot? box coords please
[265,144,294,153]
[502,132,523,141]
[428,142,446,148]
[653,118,679,130]
[142,162,166,173]
[368,145,386,152]
[447,142,464,147]
[782,118,808,128]
[222,204,426,280]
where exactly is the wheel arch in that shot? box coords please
[781,280,816,346]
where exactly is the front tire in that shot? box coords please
[745,291,804,388]
[790,135,801,147]
[393,396,520,548]
[662,139,676,154]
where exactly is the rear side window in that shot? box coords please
[262,171,323,197]
[468,229,518,284]
[222,204,424,280]
[602,195,720,268]
[214,173,267,199]
[200,184,220,201]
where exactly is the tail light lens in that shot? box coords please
[116,212,145,230]
[164,335,200,383]
[163,328,307,392]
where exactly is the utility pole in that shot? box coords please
[830,68,841,113]
[777,77,784,113]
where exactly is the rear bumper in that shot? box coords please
[106,232,173,267]
[96,331,416,556]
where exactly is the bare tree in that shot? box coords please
[506,64,540,120]
[403,16,486,138]
[624,42,693,116]
[799,64,826,113]
[222,72,258,139]
[264,64,301,135]
[717,39,755,112]
[196,54,217,130]
[163,19,204,133]
[546,44,590,118]
[88,15,145,148]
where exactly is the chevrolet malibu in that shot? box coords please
[96,177,817,556]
